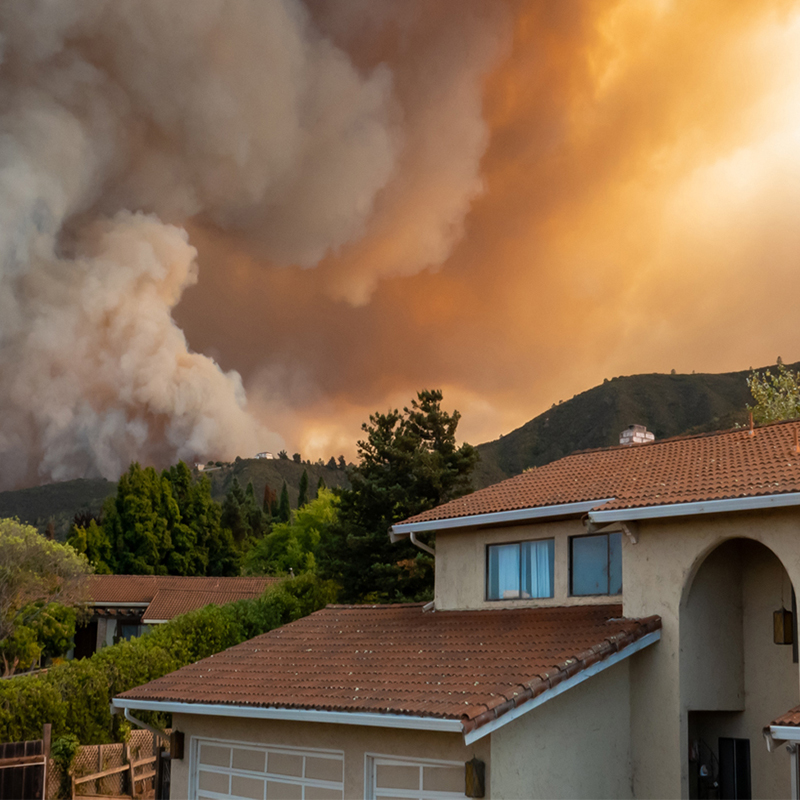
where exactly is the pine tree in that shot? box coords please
[318,390,478,602]
[298,470,309,508]
[278,481,291,523]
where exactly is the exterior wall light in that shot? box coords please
[774,607,794,645]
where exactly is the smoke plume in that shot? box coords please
[0,1,506,488]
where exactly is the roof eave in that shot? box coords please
[588,491,800,524]
[391,498,615,540]
[111,698,463,735]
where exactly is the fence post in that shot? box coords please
[124,743,133,797]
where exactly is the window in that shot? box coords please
[570,532,622,596]
[487,539,554,600]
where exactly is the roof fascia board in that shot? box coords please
[141,619,168,625]
[770,725,800,742]
[391,499,614,539]
[88,602,150,608]
[111,698,464,735]
[462,629,661,745]
[589,492,800,524]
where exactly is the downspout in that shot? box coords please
[123,707,169,743]
[409,533,436,612]
[409,532,435,556]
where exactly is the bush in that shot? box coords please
[0,575,337,743]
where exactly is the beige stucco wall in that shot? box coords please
[622,508,800,798]
[490,657,634,800]
[434,517,622,610]
[169,714,490,799]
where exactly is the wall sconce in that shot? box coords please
[774,607,794,645]
[465,757,485,798]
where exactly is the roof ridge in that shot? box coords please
[567,417,800,458]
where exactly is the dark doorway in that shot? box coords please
[73,620,98,659]
[719,738,751,800]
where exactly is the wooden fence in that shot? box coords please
[0,725,50,800]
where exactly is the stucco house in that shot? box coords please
[113,420,800,799]
[73,575,278,658]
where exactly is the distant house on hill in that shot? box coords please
[115,421,800,799]
[255,451,274,460]
[73,575,279,659]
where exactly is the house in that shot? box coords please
[113,420,800,799]
[73,576,279,658]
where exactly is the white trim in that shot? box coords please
[113,697,463,734]
[116,632,660,743]
[589,492,800,523]
[771,726,800,742]
[462,629,661,744]
[141,619,168,625]
[391,499,614,538]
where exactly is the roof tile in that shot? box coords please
[402,420,800,524]
[118,603,660,731]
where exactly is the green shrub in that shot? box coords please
[0,574,337,743]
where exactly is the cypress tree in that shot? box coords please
[317,476,326,493]
[298,470,309,508]
[278,481,291,523]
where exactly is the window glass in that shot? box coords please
[521,539,554,599]
[487,543,519,600]
[487,540,554,600]
[571,533,623,596]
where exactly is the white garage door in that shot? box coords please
[366,755,465,800]
[192,738,344,800]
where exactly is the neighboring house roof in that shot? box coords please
[770,705,800,728]
[87,575,279,623]
[116,603,660,741]
[396,420,800,529]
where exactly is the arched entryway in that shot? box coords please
[681,538,799,799]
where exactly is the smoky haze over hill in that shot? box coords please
[471,364,779,487]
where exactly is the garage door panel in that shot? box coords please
[192,738,343,800]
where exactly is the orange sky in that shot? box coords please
[174,0,800,460]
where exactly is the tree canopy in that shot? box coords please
[0,519,90,675]
[318,389,478,602]
[747,362,800,423]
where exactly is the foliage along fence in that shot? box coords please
[0,575,338,745]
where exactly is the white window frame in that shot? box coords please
[189,735,344,800]
[364,753,465,800]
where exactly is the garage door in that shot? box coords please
[366,755,465,800]
[192,738,344,800]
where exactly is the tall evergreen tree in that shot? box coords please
[318,390,478,602]
[278,481,291,523]
[263,483,278,519]
[297,470,309,508]
[221,477,249,543]
[317,476,327,493]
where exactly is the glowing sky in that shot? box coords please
[2,0,800,490]
[176,0,800,459]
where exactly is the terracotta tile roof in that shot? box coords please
[142,588,275,622]
[118,604,660,731]
[87,575,279,621]
[402,420,800,525]
[770,704,800,727]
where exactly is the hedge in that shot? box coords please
[0,574,338,743]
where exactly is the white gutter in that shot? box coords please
[391,499,614,540]
[588,491,800,524]
[113,630,660,744]
[463,630,661,744]
[769,726,800,742]
[112,698,463,735]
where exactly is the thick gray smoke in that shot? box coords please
[0,0,506,489]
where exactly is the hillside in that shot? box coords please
[0,458,349,540]
[0,361,784,533]
[470,364,779,487]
